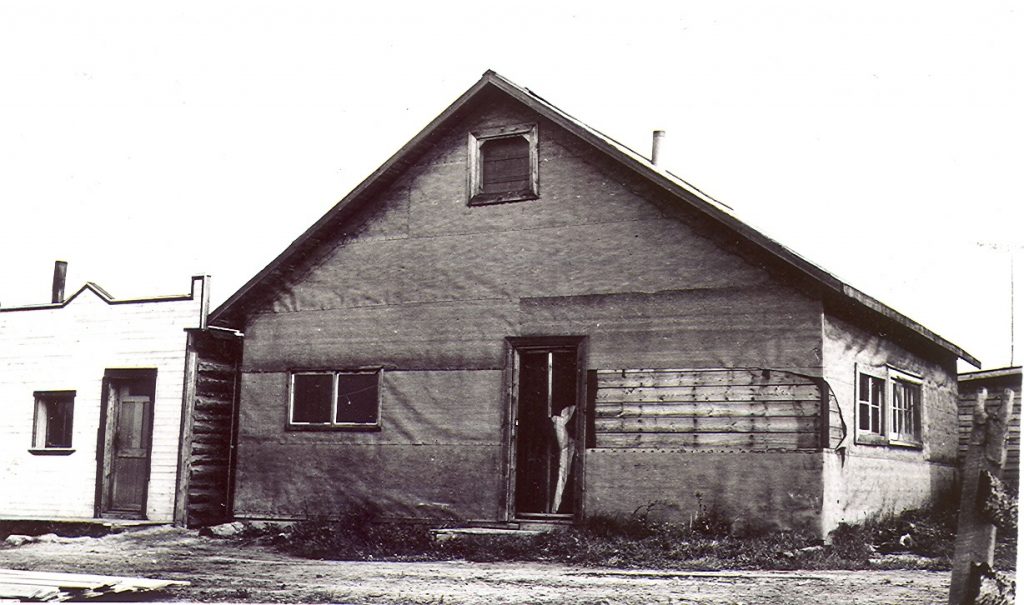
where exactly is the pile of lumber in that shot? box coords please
[0,569,188,602]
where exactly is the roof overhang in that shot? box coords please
[210,71,980,368]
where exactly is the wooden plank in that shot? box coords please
[596,384,821,403]
[174,337,200,527]
[596,431,818,449]
[0,583,62,601]
[594,400,820,418]
[596,369,816,388]
[595,416,817,434]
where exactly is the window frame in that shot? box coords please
[467,123,539,206]
[853,364,923,449]
[287,369,382,431]
[30,390,76,454]
[855,369,887,445]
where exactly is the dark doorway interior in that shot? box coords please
[513,346,580,518]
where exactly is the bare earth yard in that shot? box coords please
[0,527,951,604]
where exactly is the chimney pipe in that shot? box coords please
[51,260,67,304]
[651,130,666,166]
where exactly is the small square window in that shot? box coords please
[468,124,538,205]
[33,391,75,449]
[289,370,381,429]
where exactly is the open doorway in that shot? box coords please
[507,337,585,521]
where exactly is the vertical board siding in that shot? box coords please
[0,280,204,521]
[593,369,823,451]
[957,376,1021,493]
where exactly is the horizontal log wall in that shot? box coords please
[183,336,240,526]
[593,369,823,451]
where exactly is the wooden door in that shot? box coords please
[99,374,155,519]
[511,343,581,519]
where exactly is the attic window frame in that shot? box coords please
[467,123,539,206]
[853,364,923,449]
[287,369,383,432]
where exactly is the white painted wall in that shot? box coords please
[0,277,206,521]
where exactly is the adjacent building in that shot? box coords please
[0,265,236,526]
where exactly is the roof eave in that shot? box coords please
[210,70,979,368]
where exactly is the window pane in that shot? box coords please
[481,136,530,194]
[336,373,379,424]
[45,398,73,448]
[292,374,333,423]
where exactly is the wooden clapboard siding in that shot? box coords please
[957,370,1022,493]
[0,277,206,522]
[591,369,823,451]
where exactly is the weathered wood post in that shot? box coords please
[949,387,1017,605]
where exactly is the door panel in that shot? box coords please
[99,372,155,519]
[109,396,151,512]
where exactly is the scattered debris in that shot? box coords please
[0,569,188,602]
[200,521,247,538]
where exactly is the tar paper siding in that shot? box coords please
[231,96,828,523]
[819,312,959,531]
[0,279,205,521]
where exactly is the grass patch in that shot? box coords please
[247,499,1016,572]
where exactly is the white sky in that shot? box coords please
[1,1,1021,372]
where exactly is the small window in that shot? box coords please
[854,366,923,447]
[468,123,538,205]
[32,391,75,450]
[289,370,381,429]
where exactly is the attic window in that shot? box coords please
[468,124,538,205]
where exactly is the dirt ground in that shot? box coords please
[0,526,952,604]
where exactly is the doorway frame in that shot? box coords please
[503,336,587,523]
[95,368,158,519]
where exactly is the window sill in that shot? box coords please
[853,434,923,450]
[286,424,382,432]
[28,448,75,456]
[888,439,923,450]
[468,190,539,206]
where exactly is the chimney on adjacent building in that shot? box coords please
[651,130,666,166]
[51,260,68,304]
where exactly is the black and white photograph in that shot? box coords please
[1,2,1021,603]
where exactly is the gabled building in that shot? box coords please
[0,264,238,526]
[211,71,978,536]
